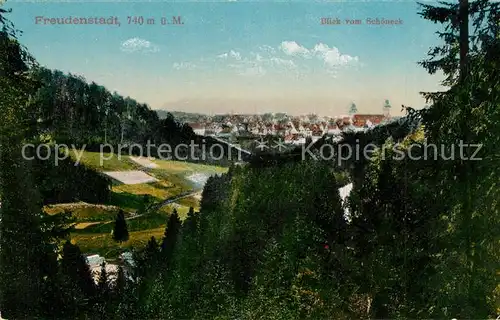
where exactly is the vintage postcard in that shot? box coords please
[0,0,499,319]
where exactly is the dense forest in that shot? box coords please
[1,0,499,319]
[27,68,241,164]
[32,68,195,148]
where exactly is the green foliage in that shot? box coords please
[32,148,112,204]
[408,1,500,317]
[32,67,162,146]
[161,209,182,264]
[56,241,97,317]
[117,8,500,312]
[0,12,46,318]
[1,1,499,318]
[97,261,110,296]
[75,212,167,234]
[70,150,136,172]
[45,203,121,222]
[123,160,353,318]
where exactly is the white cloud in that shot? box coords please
[239,66,266,77]
[259,45,276,54]
[121,37,159,53]
[222,50,268,76]
[183,41,357,78]
[280,41,310,56]
[221,49,298,77]
[279,41,358,68]
[173,62,196,70]
[217,50,241,60]
[253,53,264,62]
[313,43,359,67]
[270,57,296,69]
[326,68,339,78]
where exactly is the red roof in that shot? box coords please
[188,122,204,129]
[352,114,385,126]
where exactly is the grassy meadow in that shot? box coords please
[44,151,228,258]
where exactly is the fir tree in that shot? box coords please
[113,265,132,319]
[113,210,129,243]
[133,236,161,315]
[187,206,195,218]
[95,261,111,319]
[414,1,500,317]
[97,261,110,298]
[138,195,152,215]
[114,264,127,297]
[134,236,160,282]
[58,241,96,317]
[0,11,45,318]
[183,207,198,235]
[144,236,160,260]
[161,209,182,263]
[60,241,96,299]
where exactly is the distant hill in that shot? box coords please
[32,68,198,149]
[156,110,288,123]
[156,110,209,123]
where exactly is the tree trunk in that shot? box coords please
[459,0,469,81]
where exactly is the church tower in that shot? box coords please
[348,102,358,116]
[383,99,391,118]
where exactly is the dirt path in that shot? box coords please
[154,189,202,210]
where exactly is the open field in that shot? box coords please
[161,203,192,220]
[73,212,169,234]
[106,191,147,212]
[129,156,159,168]
[103,170,158,184]
[72,227,166,259]
[51,151,227,259]
[176,196,201,209]
[153,159,227,176]
[44,202,125,222]
[186,173,210,186]
[70,151,137,172]
[112,182,179,200]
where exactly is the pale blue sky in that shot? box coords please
[4,0,447,115]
